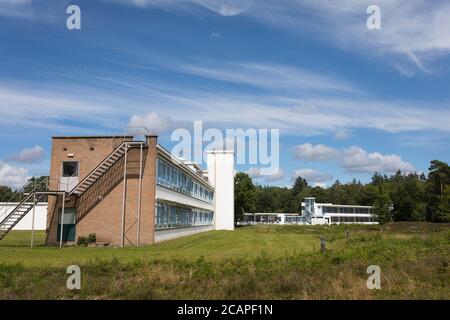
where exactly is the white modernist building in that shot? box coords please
[154,147,235,242]
[301,197,377,225]
[243,197,377,225]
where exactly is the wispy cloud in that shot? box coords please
[0,0,34,18]
[113,0,450,74]
[0,84,122,132]
[1,44,448,139]
[107,0,252,16]
[176,60,361,95]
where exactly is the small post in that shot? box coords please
[346,229,349,239]
[31,192,36,248]
[121,144,128,248]
[60,193,66,249]
[320,237,326,253]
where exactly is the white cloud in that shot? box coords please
[209,32,221,39]
[334,129,352,140]
[264,168,285,182]
[127,112,176,135]
[247,167,262,179]
[247,167,285,182]
[294,143,338,161]
[340,146,415,174]
[6,145,44,164]
[292,168,332,184]
[0,161,29,190]
[293,143,416,174]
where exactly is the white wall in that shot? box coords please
[207,150,235,231]
[0,203,48,230]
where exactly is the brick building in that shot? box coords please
[40,135,234,246]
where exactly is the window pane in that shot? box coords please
[62,162,79,177]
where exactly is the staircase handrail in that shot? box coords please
[0,192,34,227]
[69,140,146,196]
[0,177,48,222]
[110,126,150,148]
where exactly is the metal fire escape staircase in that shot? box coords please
[0,178,54,241]
[69,141,145,197]
[66,139,147,247]
[0,193,36,240]
[0,132,148,246]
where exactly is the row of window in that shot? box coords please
[155,202,214,230]
[330,216,377,223]
[322,206,373,214]
[157,158,214,203]
[285,216,307,224]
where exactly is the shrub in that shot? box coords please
[77,236,88,246]
[77,233,97,246]
[87,233,96,244]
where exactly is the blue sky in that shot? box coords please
[0,0,449,189]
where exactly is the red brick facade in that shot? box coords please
[46,136,157,246]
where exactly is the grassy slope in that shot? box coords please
[0,223,449,299]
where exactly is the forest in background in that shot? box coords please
[235,160,450,224]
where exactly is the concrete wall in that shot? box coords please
[0,203,48,230]
[155,225,214,243]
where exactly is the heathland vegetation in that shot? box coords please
[0,223,448,299]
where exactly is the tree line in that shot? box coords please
[235,160,450,224]
[0,176,49,203]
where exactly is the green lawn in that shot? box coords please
[0,223,449,299]
[0,227,318,267]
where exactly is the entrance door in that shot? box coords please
[57,208,77,242]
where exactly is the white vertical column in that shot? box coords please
[207,150,235,231]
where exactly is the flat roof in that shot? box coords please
[319,204,373,208]
[52,136,134,139]
[244,213,299,216]
[301,202,372,208]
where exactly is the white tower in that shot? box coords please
[207,150,235,231]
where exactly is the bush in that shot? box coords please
[87,233,96,244]
[77,233,97,246]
